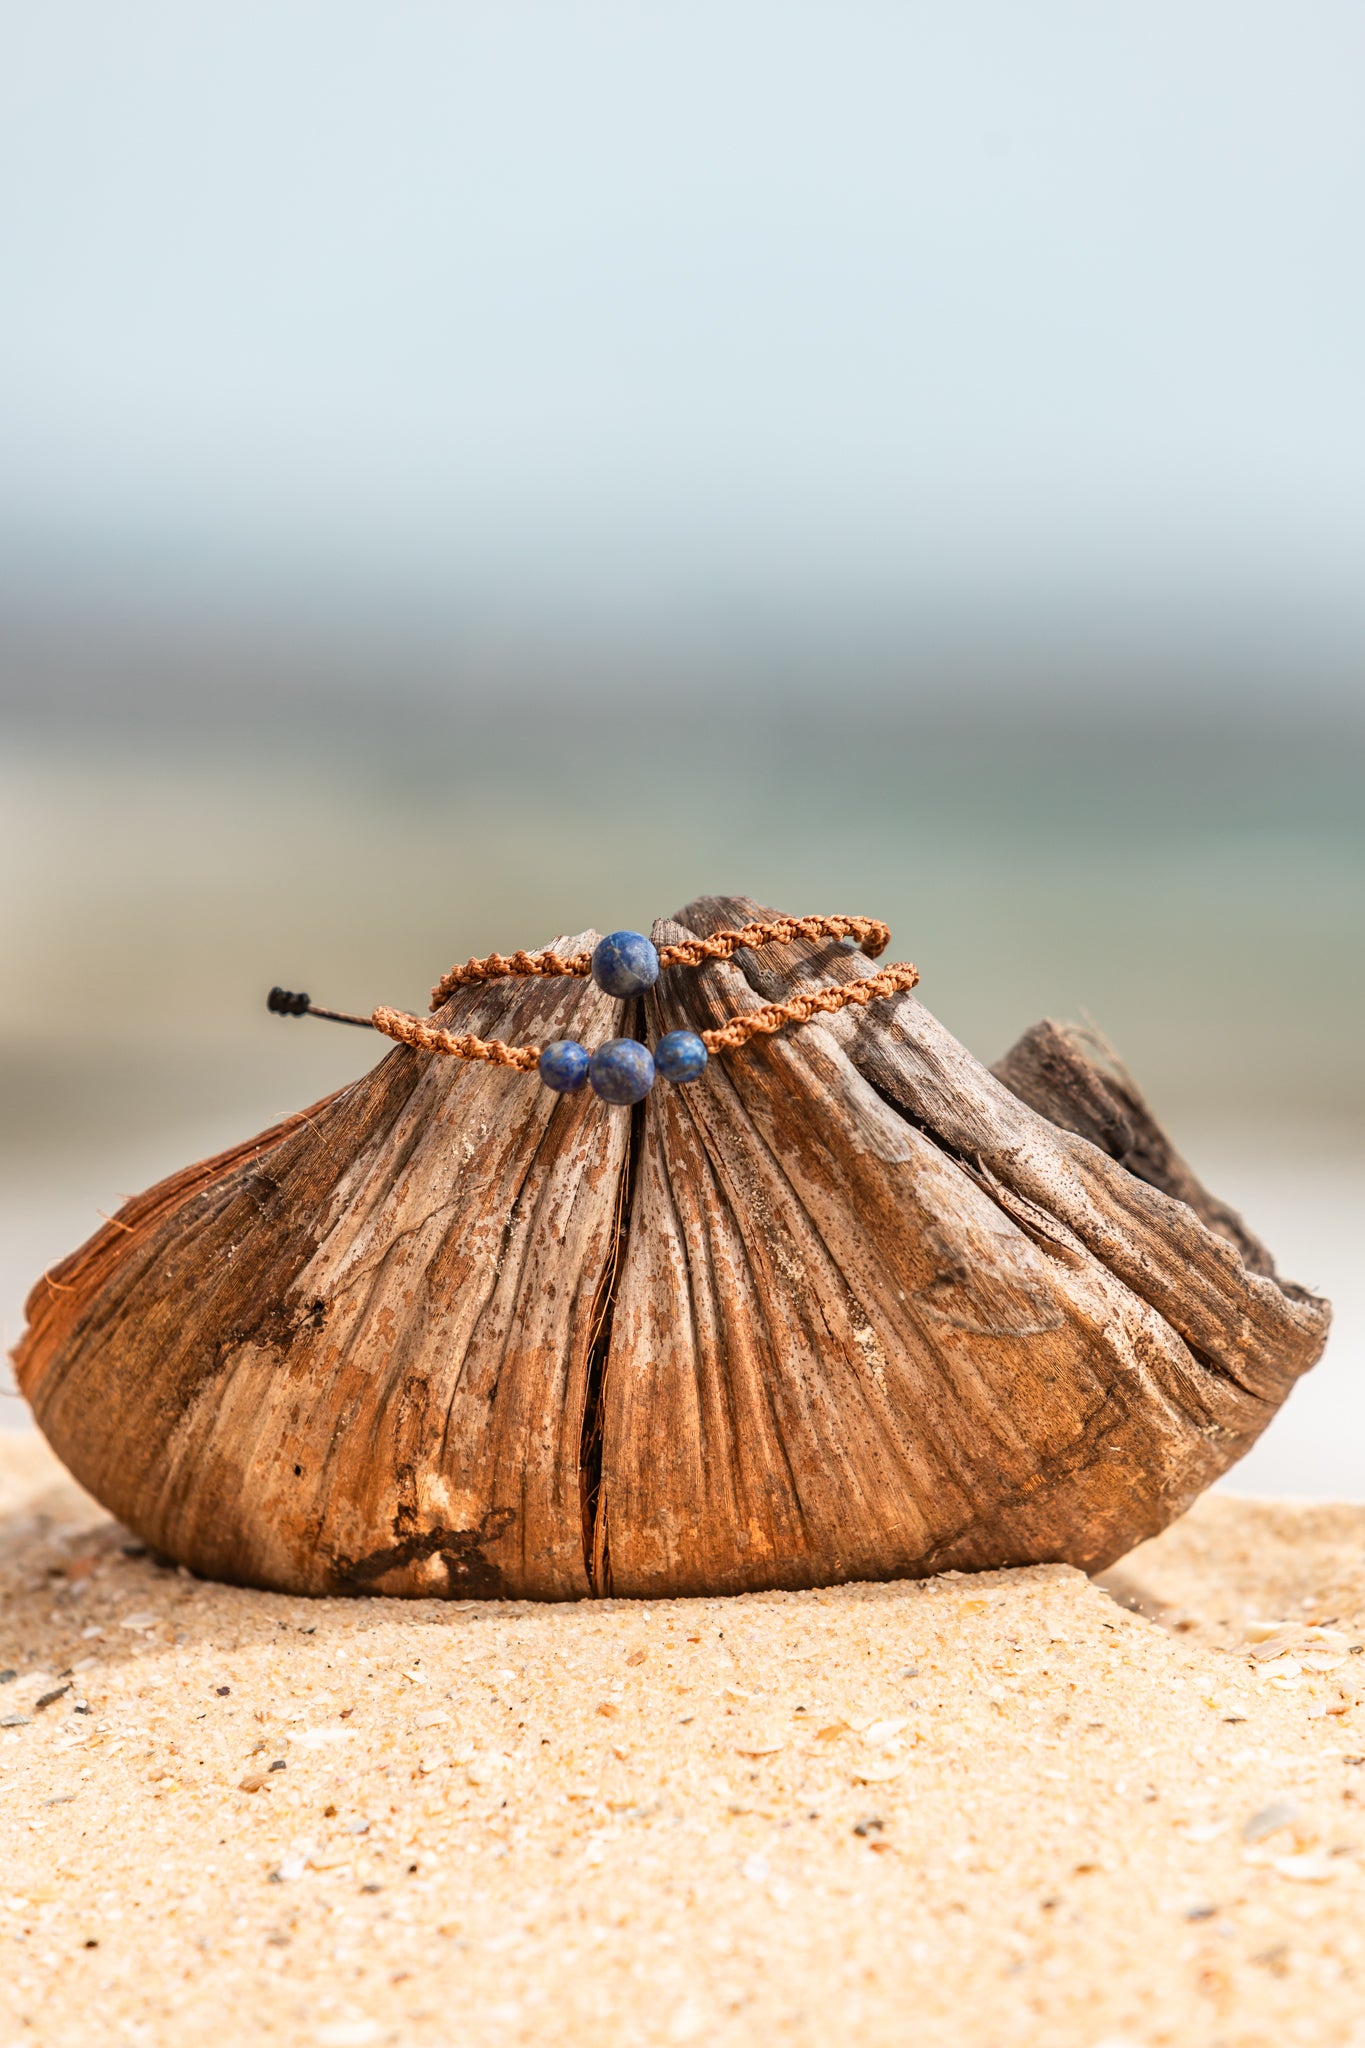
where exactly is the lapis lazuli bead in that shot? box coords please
[538,1039,590,1093]
[591,930,660,998]
[589,1037,655,1105]
[654,1029,708,1084]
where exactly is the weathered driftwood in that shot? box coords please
[12,895,1329,1600]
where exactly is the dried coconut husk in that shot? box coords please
[11,895,1329,1600]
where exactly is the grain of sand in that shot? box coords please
[2,1435,1364,2048]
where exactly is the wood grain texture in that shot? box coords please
[12,900,1330,1600]
[15,938,628,1598]
[989,1016,1276,1275]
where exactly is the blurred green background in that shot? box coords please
[1,3,1361,1490]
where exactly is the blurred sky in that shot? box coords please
[3,1,1365,656]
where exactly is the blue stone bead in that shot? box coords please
[591,930,660,998]
[538,1039,590,1093]
[589,1037,655,1105]
[654,1029,709,1084]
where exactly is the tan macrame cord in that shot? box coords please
[698,961,920,1052]
[370,1012,544,1072]
[426,914,891,1008]
[368,917,918,1071]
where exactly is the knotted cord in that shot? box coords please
[425,914,890,1008]
[271,915,917,1073]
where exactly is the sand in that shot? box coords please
[2,1435,1363,2048]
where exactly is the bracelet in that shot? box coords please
[268,914,919,1107]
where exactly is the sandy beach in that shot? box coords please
[2,1435,1363,2048]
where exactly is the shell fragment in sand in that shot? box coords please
[1273,1854,1338,1883]
[734,1736,785,1757]
[1246,1626,1352,1662]
[7,1671,57,1697]
[1243,1620,1295,1644]
[314,2025,381,2048]
[1177,1821,1229,1845]
[1242,1800,1300,1845]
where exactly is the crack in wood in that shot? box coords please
[579,998,642,1597]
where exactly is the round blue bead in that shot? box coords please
[538,1039,590,1093]
[591,930,660,998]
[589,1037,655,1105]
[654,1029,709,1084]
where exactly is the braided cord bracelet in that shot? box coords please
[269,915,919,1106]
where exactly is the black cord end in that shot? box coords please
[268,986,312,1017]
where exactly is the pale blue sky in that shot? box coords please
[3,2,1364,643]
